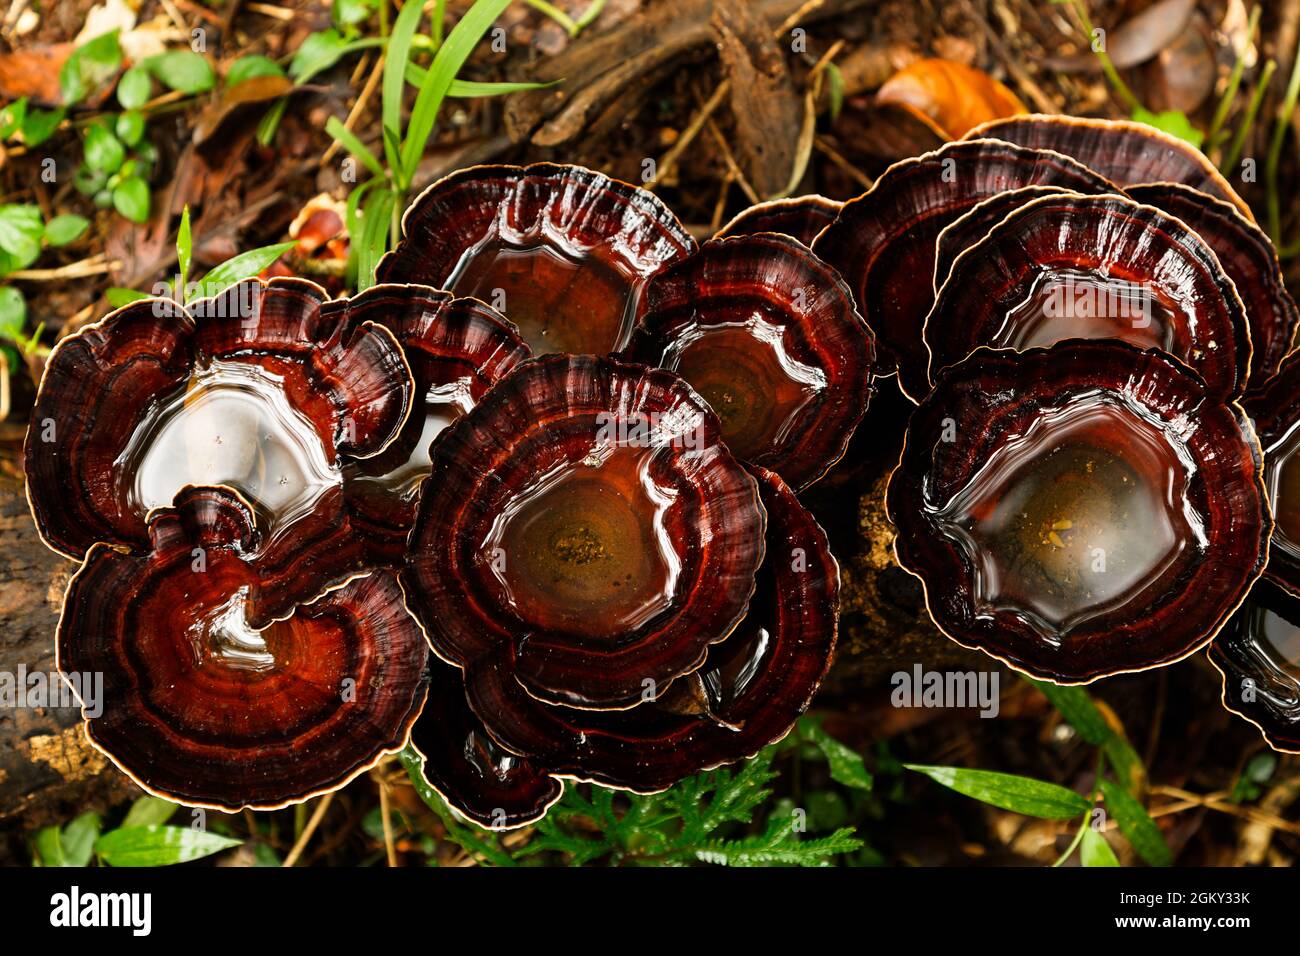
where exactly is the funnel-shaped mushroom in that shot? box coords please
[331,284,531,566]
[622,234,875,490]
[401,353,766,710]
[1246,352,1300,597]
[407,662,562,829]
[1211,580,1300,752]
[888,340,1270,683]
[715,195,843,247]
[458,467,837,793]
[375,163,696,356]
[24,278,414,608]
[924,192,1251,401]
[967,114,1253,219]
[1128,183,1297,390]
[811,139,1114,399]
[57,486,429,810]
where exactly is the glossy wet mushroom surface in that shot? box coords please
[715,195,843,247]
[621,234,875,490]
[888,340,1270,683]
[375,163,696,356]
[811,138,1115,398]
[330,284,531,566]
[924,192,1251,401]
[1211,579,1300,752]
[401,352,767,710]
[24,277,414,609]
[57,487,429,810]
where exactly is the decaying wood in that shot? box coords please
[504,0,879,148]
[711,0,804,198]
[0,474,136,855]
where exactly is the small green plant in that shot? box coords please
[0,204,88,368]
[906,680,1172,867]
[106,205,296,309]
[31,795,240,868]
[400,716,871,866]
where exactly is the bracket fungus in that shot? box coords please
[331,283,532,566]
[375,163,696,356]
[57,487,429,810]
[714,194,843,247]
[811,137,1114,399]
[25,277,415,607]
[401,352,768,710]
[621,233,876,490]
[887,340,1270,684]
[924,192,1251,401]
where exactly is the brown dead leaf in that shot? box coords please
[0,44,72,107]
[192,75,294,144]
[876,58,1026,139]
[1044,0,1196,73]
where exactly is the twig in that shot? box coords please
[322,53,387,166]
[377,770,398,867]
[814,135,873,190]
[282,792,335,867]
[650,81,731,190]
[8,255,116,281]
[706,116,760,204]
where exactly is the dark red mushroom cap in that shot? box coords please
[621,234,875,490]
[715,195,843,247]
[329,283,532,566]
[56,486,429,811]
[932,185,1083,294]
[1210,579,1300,753]
[408,662,562,829]
[1245,352,1300,596]
[1127,183,1298,390]
[811,139,1115,400]
[401,353,767,710]
[887,339,1270,683]
[374,163,696,356]
[461,467,838,792]
[967,114,1253,220]
[924,192,1251,401]
[24,278,413,580]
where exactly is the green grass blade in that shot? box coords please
[905,764,1091,820]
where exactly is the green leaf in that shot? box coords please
[60,30,122,106]
[1230,751,1278,803]
[356,186,395,291]
[399,0,513,185]
[0,97,27,138]
[84,124,125,174]
[0,204,44,266]
[196,241,296,298]
[21,107,65,147]
[333,0,376,27]
[825,61,844,121]
[61,812,102,867]
[0,286,26,338]
[44,214,89,247]
[117,65,153,109]
[122,796,179,829]
[95,825,240,867]
[176,205,192,289]
[695,823,862,867]
[1099,778,1173,866]
[112,176,151,223]
[325,116,385,178]
[905,764,1091,820]
[1081,827,1121,867]
[33,826,65,866]
[1031,680,1110,744]
[289,30,382,83]
[800,717,873,791]
[106,287,151,308]
[225,55,285,87]
[384,0,425,169]
[115,110,146,147]
[1132,107,1205,150]
[143,51,215,94]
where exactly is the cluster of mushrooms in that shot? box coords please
[23,114,1300,826]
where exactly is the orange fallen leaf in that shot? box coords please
[876,58,1026,140]
[0,44,73,107]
